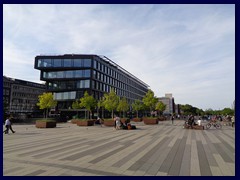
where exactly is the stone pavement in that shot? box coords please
[3,120,235,176]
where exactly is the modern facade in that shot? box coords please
[158,93,175,115]
[34,54,149,113]
[3,76,46,118]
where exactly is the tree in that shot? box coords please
[79,91,97,119]
[221,108,234,116]
[132,99,143,118]
[103,88,119,119]
[117,97,129,118]
[97,96,105,119]
[72,100,81,117]
[155,101,166,116]
[37,92,57,119]
[142,89,158,114]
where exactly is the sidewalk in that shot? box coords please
[3,120,235,176]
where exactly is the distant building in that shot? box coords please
[34,54,149,116]
[175,104,180,115]
[158,93,175,115]
[3,76,46,119]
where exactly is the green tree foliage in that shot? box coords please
[132,99,143,118]
[221,108,234,116]
[79,91,97,119]
[97,96,105,118]
[155,101,166,116]
[72,100,81,117]
[72,100,81,109]
[142,89,158,112]
[103,88,119,119]
[37,92,57,119]
[117,97,129,117]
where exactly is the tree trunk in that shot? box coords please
[137,111,139,118]
[46,109,48,119]
[102,108,104,119]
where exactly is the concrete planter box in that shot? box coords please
[143,118,159,125]
[133,118,142,122]
[76,120,94,126]
[158,116,167,121]
[104,119,115,126]
[36,120,56,128]
[71,119,79,124]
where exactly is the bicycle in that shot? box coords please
[205,120,222,129]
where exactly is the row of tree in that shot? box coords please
[37,89,166,119]
[180,104,235,116]
[36,89,235,119]
[71,89,166,119]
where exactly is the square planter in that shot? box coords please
[103,119,115,126]
[158,116,167,121]
[143,118,159,125]
[76,120,94,126]
[71,119,79,124]
[133,118,142,122]
[36,121,56,128]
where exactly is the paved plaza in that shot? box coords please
[3,120,235,176]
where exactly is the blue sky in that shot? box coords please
[3,4,235,110]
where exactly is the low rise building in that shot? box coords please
[3,76,46,119]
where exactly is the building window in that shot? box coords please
[54,91,76,100]
[53,59,62,67]
[65,71,73,78]
[83,70,91,77]
[73,59,82,67]
[77,80,90,88]
[93,60,97,69]
[84,59,92,67]
[63,59,72,67]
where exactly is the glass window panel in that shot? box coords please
[70,91,76,99]
[59,82,66,89]
[57,71,64,78]
[66,71,73,78]
[63,92,68,100]
[53,59,62,67]
[38,59,43,67]
[80,81,84,88]
[73,59,82,67]
[56,93,62,100]
[75,70,83,78]
[43,59,52,67]
[76,81,81,88]
[85,80,90,88]
[43,72,47,78]
[83,59,91,67]
[66,81,74,89]
[63,59,72,67]
[93,60,97,69]
[84,70,90,77]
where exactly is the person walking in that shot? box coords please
[114,115,121,130]
[231,115,235,127]
[3,117,15,134]
[171,114,174,125]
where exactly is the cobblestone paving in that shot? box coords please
[3,120,235,176]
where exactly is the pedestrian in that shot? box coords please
[171,115,174,124]
[231,115,235,127]
[114,115,121,130]
[3,117,15,134]
[97,117,103,127]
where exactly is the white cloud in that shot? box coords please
[3,4,235,110]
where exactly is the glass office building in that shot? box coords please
[34,54,149,112]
